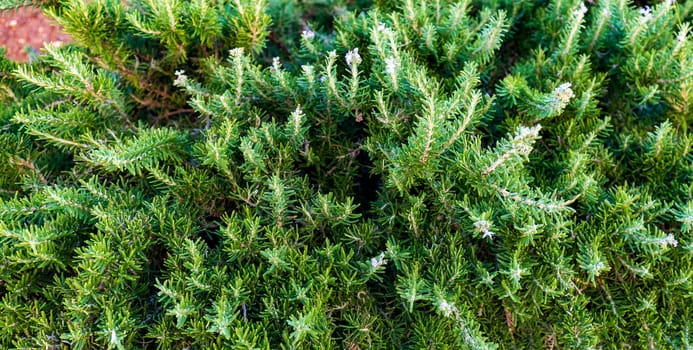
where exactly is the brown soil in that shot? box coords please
[0,7,69,62]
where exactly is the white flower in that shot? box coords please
[302,29,315,40]
[438,300,458,318]
[377,22,386,31]
[345,48,362,68]
[271,57,281,72]
[677,29,687,42]
[660,234,678,248]
[639,6,652,21]
[474,219,490,232]
[554,82,575,104]
[474,219,495,240]
[385,57,400,76]
[173,70,187,86]
[516,124,542,139]
[229,47,244,57]
[110,329,120,346]
[508,125,541,156]
[370,252,386,269]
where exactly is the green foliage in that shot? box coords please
[1,0,692,348]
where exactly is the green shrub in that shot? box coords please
[1,0,692,348]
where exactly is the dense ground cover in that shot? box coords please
[1,0,692,348]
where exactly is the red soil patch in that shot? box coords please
[0,7,69,62]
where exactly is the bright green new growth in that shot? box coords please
[0,0,692,348]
